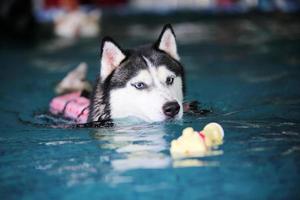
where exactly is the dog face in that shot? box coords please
[99,24,185,122]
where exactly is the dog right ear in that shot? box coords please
[100,37,126,81]
[155,24,180,61]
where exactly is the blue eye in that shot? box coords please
[166,76,174,85]
[132,82,147,90]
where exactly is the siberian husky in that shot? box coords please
[89,24,185,123]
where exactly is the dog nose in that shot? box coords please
[163,101,180,118]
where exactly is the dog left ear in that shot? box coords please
[155,24,180,61]
[100,37,126,81]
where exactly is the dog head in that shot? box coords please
[99,24,185,122]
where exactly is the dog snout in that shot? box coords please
[163,101,180,118]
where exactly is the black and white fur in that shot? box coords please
[89,24,185,123]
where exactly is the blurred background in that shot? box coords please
[0,0,299,40]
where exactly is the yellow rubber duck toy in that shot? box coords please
[170,123,224,158]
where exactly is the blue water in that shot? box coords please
[1,14,300,199]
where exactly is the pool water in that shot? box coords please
[1,13,300,199]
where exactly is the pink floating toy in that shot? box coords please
[49,92,90,123]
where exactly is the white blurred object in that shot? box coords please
[130,0,214,10]
[54,9,101,38]
[55,62,92,94]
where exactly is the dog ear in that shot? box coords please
[155,24,180,61]
[100,37,126,81]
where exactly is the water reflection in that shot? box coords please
[173,159,219,168]
[91,123,171,172]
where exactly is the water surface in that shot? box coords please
[0,14,300,199]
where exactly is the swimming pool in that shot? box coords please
[0,13,300,199]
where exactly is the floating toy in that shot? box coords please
[49,92,90,123]
[50,62,92,123]
[170,123,224,158]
